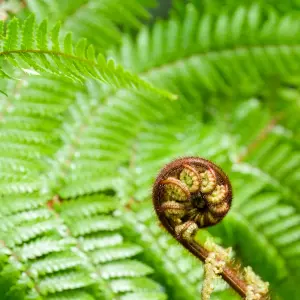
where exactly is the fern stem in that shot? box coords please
[160,214,248,298]
[0,49,99,65]
[156,201,249,297]
[187,240,248,298]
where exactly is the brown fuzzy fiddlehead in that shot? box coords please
[153,157,232,241]
[152,157,268,299]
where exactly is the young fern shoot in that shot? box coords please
[152,157,269,299]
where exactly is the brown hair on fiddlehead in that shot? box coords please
[153,157,269,299]
[153,157,232,242]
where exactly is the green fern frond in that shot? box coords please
[1,2,299,299]
[45,290,95,300]
[80,233,123,252]
[174,0,300,15]
[100,260,153,279]
[28,252,84,277]
[16,238,77,261]
[1,208,52,229]
[1,219,60,247]
[38,271,95,295]
[0,193,167,299]
[1,194,47,215]
[110,277,161,293]
[0,16,175,99]
[27,0,156,48]
[119,292,167,300]
[57,85,210,198]
[111,4,300,101]
[0,179,43,195]
[230,99,300,210]
[66,216,123,237]
[91,244,143,264]
[57,195,118,217]
[0,257,32,300]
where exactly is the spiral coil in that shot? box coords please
[153,157,232,241]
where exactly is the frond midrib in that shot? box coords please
[0,47,176,100]
[0,49,95,65]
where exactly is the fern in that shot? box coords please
[173,0,300,18]
[26,0,155,30]
[121,205,240,300]
[0,16,175,99]
[1,1,300,299]
[0,193,166,299]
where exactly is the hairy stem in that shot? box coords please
[161,213,248,298]
[152,157,269,298]
[188,240,248,297]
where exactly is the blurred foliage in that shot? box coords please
[0,0,299,299]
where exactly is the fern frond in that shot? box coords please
[110,277,161,293]
[174,0,300,16]
[119,292,167,300]
[16,238,77,261]
[80,233,123,252]
[0,193,167,299]
[91,244,143,264]
[0,16,175,99]
[1,2,299,299]
[1,208,52,229]
[1,219,60,247]
[45,290,95,300]
[0,179,43,195]
[231,99,300,210]
[100,260,153,279]
[110,4,300,102]
[1,193,46,215]
[57,194,118,217]
[27,0,156,48]
[38,271,95,295]
[0,257,32,300]
[65,216,123,237]
[28,252,84,277]
[56,85,209,198]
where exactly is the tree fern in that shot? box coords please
[0,1,300,299]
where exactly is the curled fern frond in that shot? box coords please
[153,157,232,240]
[152,157,251,297]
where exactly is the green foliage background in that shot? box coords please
[0,0,299,299]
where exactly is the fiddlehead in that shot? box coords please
[153,157,232,241]
[153,157,268,299]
